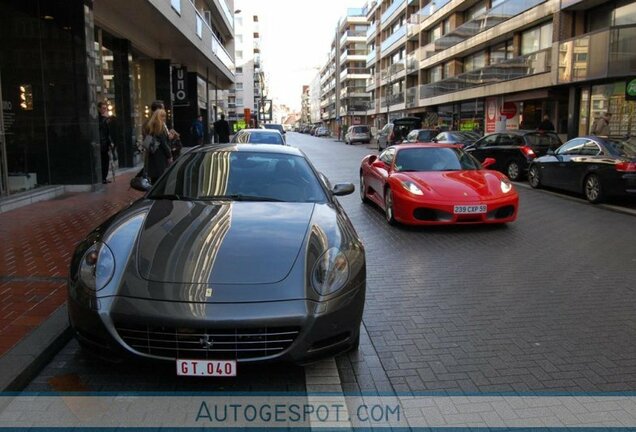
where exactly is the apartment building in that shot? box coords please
[310,74,323,124]
[366,0,636,138]
[301,85,311,125]
[320,8,371,136]
[227,2,266,129]
[0,0,235,197]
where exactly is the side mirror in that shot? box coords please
[482,158,496,169]
[130,176,152,192]
[332,183,355,196]
[372,159,387,169]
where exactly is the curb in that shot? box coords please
[0,304,72,391]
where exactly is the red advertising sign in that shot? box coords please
[485,98,497,133]
[500,102,517,119]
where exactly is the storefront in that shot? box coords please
[579,81,636,137]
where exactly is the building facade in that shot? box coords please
[226,1,267,130]
[365,0,636,138]
[319,8,371,137]
[0,0,235,197]
[300,85,311,125]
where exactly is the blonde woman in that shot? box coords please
[143,108,173,183]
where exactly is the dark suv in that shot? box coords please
[465,130,562,180]
[377,117,421,150]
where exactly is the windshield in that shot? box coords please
[149,151,327,203]
[395,147,481,172]
[264,124,284,133]
[235,131,284,144]
[525,133,561,148]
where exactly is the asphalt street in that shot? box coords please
[23,133,636,394]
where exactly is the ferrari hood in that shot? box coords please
[402,170,504,199]
[136,200,314,284]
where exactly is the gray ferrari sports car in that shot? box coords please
[68,144,365,375]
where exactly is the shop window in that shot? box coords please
[521,22,553,55]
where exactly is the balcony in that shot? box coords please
[406,48,423,74]
[366,50,377,66]
[418,0,451,21]
[340,30,367,46]
[381,62,406,84]
[419,47,551,99]
[381,0,407,25]
[429,0,547,54]
[366,22,377,41]
[406,87,418,108]
[557,25,636,83]
[406,13,423,39]
[389,92,405,106]
[380,26,406,54]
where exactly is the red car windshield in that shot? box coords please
[395,147,481,172]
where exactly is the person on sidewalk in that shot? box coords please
[97,101,114,184]
[190,115,205,146]
[538,115,555,132]
[213,114,230,143]
[592,112,612,136]
[144,108,173,183]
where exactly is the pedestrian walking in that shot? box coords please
[143,108,173,183]
[591,112,612,136]
[97,101,114,184]
[213,114,231,143]
[190,114,204,146]
[538,114,555,131]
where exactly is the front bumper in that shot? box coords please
[68,284,364,364]
[392,191,519,225]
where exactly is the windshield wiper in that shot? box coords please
[197,194,284,202]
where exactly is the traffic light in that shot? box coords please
[19,84,33,110]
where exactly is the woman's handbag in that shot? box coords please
[142,134,158,154]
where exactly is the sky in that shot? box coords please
[237,0,366,112]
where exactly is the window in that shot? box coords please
[443,61,453,78]
[480,134,499,147]
[236,83,243,90]
[379,147,396,165]
[521,22,553,55]
[236,50,243,59]
[235,35,243,44]
[170,0,181,15]
[490,41,514,64]
[580,141,602,156]
[235,16,243,27]
[236,67,243,74]
[556,138,586,155]
[465,1,487,21]
[253,15,259,22]
[614,2,636,25]
[464,51,486,72]
[429,65,443,83]
[236,98,243,106]
[428,24,442,43]
[443,18,451,35]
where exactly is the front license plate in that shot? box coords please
[453,204,487,214]
[176,359,237,377]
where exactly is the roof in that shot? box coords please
[187,143,303,156]
[391,143,463,150]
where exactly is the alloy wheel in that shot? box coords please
[507,161,520,181]
[384,189,396,225]
[528,165,541,188]
[359,175,369,203]
[584,174,602,203]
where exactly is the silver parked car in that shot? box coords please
[231,128,286,145]
[68,144,365,375]
[345,125,371,145]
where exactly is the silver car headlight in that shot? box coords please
[400,180,424,195]
[311,247,350,296]
[500,178,513,193]
[78,242,115,291]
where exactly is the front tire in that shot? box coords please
[528,165,541,188]
[506,160,521,181]
[384,188,397,225]
[584,174,604,203]
[360,174,370,203]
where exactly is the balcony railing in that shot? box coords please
[366,50,377,66]
[557,25,636,83]
[388,92,405,106]
[406,48,423,73]
[381,0,406,25]
[380,26,406,53]
[418,0,451,20]
[366,22,377,40]
[406,86,418,108]
[217,0,234,30]
[431,0,546,54]
[419,48,551,99]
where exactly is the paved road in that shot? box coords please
[24,133,636,395]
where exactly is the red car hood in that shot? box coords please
[398,170,508,200]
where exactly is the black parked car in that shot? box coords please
[377,117,421,150]
[528,136,636,203]
[465,130,562,181]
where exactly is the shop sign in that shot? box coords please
[353,116,361,125]
[172,66,189,107]
[460,120,476,131]
[233,120,246,132]
[485,98,498,133]
[501,102,520,131]
[626,78,636,101]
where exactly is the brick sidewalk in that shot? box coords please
[0,172,142,356]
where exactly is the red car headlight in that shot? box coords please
[400,180,424,195]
